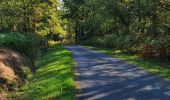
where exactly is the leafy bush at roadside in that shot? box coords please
[85,34,139,50]
[84,33,170,60]
[142,35,170,59]
[0,33,47,58]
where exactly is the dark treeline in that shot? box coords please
[64,0,170,59]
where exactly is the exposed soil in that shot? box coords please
[0,47,32,99]
[0,93,7,100]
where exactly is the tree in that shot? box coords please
[0,0,64,36]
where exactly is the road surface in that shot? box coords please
[65,45,170,100]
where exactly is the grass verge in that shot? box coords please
[87,46,170,80]
[9,44,75,100]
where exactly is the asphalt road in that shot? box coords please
[65,45,170,100]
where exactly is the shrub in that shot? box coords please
[84,33,170,60]
[85,34,139,50]
[0,33,47,58]
[142,35,170,59]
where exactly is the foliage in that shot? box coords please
[85,34,138,50]
[64,0,170,60]
[0,0,65,36]
[0,33,47,58]
[0,0,67,56]
[9,44,75,100]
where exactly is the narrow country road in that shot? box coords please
[65,45,170,100]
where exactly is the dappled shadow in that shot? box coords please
[66,45,170,100]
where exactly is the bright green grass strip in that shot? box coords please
[9,44,75,100]
[87,46,170,80]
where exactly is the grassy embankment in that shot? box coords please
[88,46,170,80]
[9,44,75,100]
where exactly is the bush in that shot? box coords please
[84,33,170,60]
[142,35,170,59]
[85,34,139,50]
[0,33,47,58]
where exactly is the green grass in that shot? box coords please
[9,44,75,100]
[87,46,170,80]
[0,33,47,58]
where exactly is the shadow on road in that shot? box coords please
[66,45,170,100]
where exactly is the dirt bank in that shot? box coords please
[0,47,32,99]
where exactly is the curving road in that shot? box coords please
[65,45,170,100]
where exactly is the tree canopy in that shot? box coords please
[0,0,64,35]
[64,0,170,59]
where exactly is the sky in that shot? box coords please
[60,0,63,3]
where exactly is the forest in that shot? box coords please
[0,0,66,58]
[0,0,170,99]
[64,0,170,60]
[0,0,169,59]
